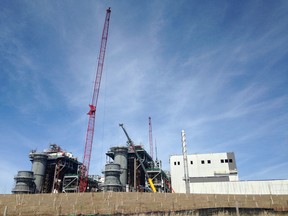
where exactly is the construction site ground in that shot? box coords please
[0,192,287,216]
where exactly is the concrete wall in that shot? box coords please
[1,192,287,215]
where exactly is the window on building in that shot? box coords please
[225,159,228,163]
[174,162,176,165]
[207,160,211,164]
[178,161,180,165]
[221,159,224,163]
[229,159,233,163]
[201,160,205,164]
[190,161,193,165]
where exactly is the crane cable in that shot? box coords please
[100,59,108,172]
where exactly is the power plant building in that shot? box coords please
[170,152,288,195]
[12,143,173,194]
[12,144,288,195]
[105,145,172,193]
[12,144,93,194]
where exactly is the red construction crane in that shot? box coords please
[79,7,111,192]
[149,117,153,160]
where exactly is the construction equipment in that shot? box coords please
[119,124,157,193]
[148,117,153,160]
[79,7,111,192]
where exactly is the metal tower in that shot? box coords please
[181,130,190,194]
[79,7,111,192]
[149,117,153,160]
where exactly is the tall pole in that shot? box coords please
[149,117,153,160]
[181,130,190,194]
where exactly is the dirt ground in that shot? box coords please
[0,192,287,215]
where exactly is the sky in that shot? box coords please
[0,0,287,193]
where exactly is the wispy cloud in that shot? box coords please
[243,161,288,180]
[0,1,287,192]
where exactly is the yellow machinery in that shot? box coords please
[119,124,156,193]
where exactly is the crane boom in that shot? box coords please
[148,117,153,160]
[79,7,111,192]
[119,124,157,193]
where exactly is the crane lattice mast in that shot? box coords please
[79,7,111,192]
[149,117,153,160]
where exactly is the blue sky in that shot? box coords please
[0,0,287,193]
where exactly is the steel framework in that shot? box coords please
[79,7,111,192]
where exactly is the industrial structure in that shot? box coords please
[12,129,287,195]
[12,144,99,194]
[12,133,172,194]
[11,6,288,197]
[105,145,172,193]
[12,119,171,194]
[170,131,288,195]
[170,152,288,194]
[170,152,239,192]
[103,124,173,193]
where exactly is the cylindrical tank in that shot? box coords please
[12,171,35,194]
[111,146,128,188]
[30,153,48,193]
[102,163,122,192]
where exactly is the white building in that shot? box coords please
[170,152,288,195]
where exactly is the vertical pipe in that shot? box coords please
[134,158,137,190]
[30,153,48,193]
[112,147,128,189]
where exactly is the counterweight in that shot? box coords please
[79,7,111,192]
